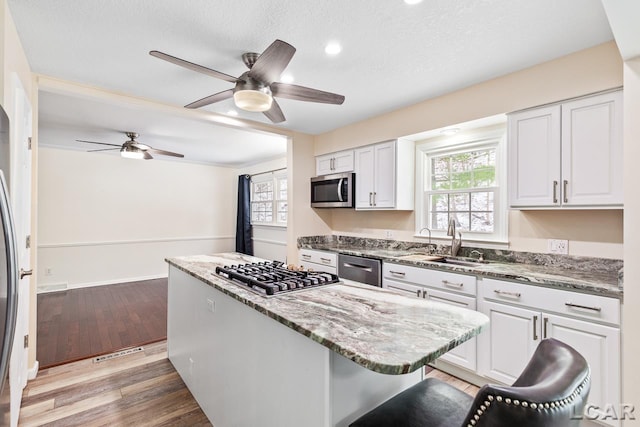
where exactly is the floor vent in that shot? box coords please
[93,346,144,363]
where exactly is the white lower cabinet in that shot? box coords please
[382,263,477,371]
[298,249,337,274]
[478,278,621,427]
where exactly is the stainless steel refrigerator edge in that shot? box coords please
[0,105,18,425]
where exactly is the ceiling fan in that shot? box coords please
[149,39,345,123]
[77,132,184,160]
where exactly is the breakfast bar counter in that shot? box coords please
[166,253,488,427]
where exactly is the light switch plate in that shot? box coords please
[548,239,569,254]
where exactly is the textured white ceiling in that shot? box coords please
[8,0,613,161]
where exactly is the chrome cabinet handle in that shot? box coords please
[20,269,33,279]
[442,280,463,288]
[565,302,601,312]
[553,181,558,204]
[533,315,539,340]
[320,257,332,263]
[543,317,548,338]
[373,192,377,206]
[563,180,568,203]
[416,289,421,298]
[330,158,335,170]
[302,254,311,259]
[369,192,373,206]
[389,270,406,276]
[493,289,521,298]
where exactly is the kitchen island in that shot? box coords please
[166,253,488,427]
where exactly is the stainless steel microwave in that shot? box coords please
[310,172,355,208]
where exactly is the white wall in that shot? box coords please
[37,147,236,290]
[237,157,288,262]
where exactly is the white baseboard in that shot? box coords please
[37,274,168,293]
[27,360,39,380]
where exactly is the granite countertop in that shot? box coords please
[166,253,489,375]
[300,242,623,299]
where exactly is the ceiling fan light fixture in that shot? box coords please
[233,89,273,112]
[120,145,145,159]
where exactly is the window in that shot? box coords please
[251,172,287,226]
[417,131,506,243]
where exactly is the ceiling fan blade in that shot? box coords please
[143,151,153,160]
[185,89,234,109]
[149,50,238,83]
[263,99,285,123]
[76,139,121,148]
[248,40,296,84]
[87,148,120,152]
[147,148,184,158]
[271,82,345,105]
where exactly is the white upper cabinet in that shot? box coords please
[508,90,623,209]
[354,139,414,210]
[315,149,354,175]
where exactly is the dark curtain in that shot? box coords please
[236,174,253,255]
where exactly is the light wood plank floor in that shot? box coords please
[25,342,599,426]
[19,341,210,426]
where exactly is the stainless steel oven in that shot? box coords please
[338,254,381,287]
[310,172,355,208]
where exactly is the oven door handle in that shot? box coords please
[337,178,344,202]
[342,262,373,272]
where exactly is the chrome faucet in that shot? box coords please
[447,218,462,257]
[419,227,433,253]
[470,250,485,262]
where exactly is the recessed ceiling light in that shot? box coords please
[227,110,238,116]
[280,73,294,84]
[325,42,342,56]
[404,0,423,4]
[440,128,460,136]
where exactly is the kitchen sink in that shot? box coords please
[432,257,489,267]
[396,253,488,267]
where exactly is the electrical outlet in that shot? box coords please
[206,298,215,313]
[45,267,52,277]
[385,230,394,239]
[548,239,569,255]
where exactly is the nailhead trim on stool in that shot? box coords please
[466,373,591,427]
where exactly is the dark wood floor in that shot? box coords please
[20,341,211,426]
[37,279,168,369]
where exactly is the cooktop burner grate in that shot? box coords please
[215,261,340,297]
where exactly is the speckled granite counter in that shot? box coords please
[298,236,623,300]
[166,252,489,375]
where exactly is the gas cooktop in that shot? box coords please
[215,261,340,297]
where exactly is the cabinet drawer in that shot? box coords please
[299,261,337,275]
[383,263,476,296]
[299,249,337,268]
[481,279,620,326]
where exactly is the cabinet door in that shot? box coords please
[332,150,354,173]
[508,105,561,207]
[544,314,620,427]
[561,91,623,206]
[373,141,396,208]
[424,289,477,371]
[478,301,540,384]
[354,146,376,208]
[316,153,335,176]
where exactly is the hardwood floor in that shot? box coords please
[37,279,168,368]
[19,341,211,427]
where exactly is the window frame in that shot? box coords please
[415,129,508,245]
[250,170,288,227]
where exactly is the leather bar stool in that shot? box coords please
[350,338,590,427]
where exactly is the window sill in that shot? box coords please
[252,223,287,229]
